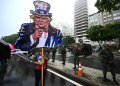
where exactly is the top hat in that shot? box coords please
[30,1,52,18]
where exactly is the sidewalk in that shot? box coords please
[47,58,120,86]
[21,53,120,86]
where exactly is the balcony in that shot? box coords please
[76,33,87,37]
[75,16,88,21]
[75,6,87,13]
[75,31,86,34]
[75,20,87,23]
[75,10,87,16]
[75,24,88,28]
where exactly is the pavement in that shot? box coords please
[19,51,120,86]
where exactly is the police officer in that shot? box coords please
[73,45,80,69]
[61,45,66,65]
[99,43,119,85]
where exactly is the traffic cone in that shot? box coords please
[78,62,83,76]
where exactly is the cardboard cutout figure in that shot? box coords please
[14,1,63,51]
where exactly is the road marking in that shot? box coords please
[17,54,33,62]
[47,69,83,86]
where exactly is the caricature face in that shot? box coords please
[34,16,50,28]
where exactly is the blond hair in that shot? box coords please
[30,15,52,22]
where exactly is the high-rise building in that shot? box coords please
[51,22,74,37]
[88,12,104,46]
[74,0,88,43]
[102,9,120,46]
[102,9,120,26]
[88,12,103,28]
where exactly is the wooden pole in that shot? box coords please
[27,52,28,61]
[41,47,43,86]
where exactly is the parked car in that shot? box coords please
[96,47,102,52]
[93,48,97,52]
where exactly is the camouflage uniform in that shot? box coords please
[71,46,75,54]
[51,48,56,62]
[73,45,80,69]
[77,43,84,55]
[61,46,66,65]
[46,48,50,56]
[99,43,119,85]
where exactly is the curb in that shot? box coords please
[48,65,102,86]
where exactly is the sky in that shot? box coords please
[0,0,98,38]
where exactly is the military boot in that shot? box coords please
[113,77,119,85]
[51,60,54,62]
[103,74,107,81]
[73,67,76,69]
[63,62,65,65]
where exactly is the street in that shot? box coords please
[50,52,120,74]
[0,51,120,86]
[0,55,88,86]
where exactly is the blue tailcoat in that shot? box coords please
[14,23,63,51]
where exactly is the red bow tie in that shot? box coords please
[43,28,49,33]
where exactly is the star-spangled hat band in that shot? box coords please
[30,1,52,19]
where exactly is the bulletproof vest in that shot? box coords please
[52,48,56,53]
[75,49,80,56]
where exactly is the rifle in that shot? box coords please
[105,53,117,69]
[27,51,32,57]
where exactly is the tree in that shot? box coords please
[104,22,120,40]
[85,25,104,47]
[95,0,120,13]
[86,22,120,47]
[4,32,19,45]
[63,36,75,45]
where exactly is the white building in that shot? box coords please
[88,12,104,46]
[74,0,88,43]
[88,12,103,28]
[51,22,74,37]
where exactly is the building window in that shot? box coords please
[108,19,112,21]
[90,16,94,19]
[117,41,119,44]
[114,16,120,20]
[104,20,107,22]
[113,12,120,16]
[111,42,115,44]
[103,13,106,15]
[90,20,94,22]
[103,17,106,19]
[106,42,109,44]
[108,15,111,17]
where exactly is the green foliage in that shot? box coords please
[86,25,104,41]
[86,22,120,47]
[3,32,19,45]
[63,36,75,45]
[95,0,120,13]
[104,22,120,40]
